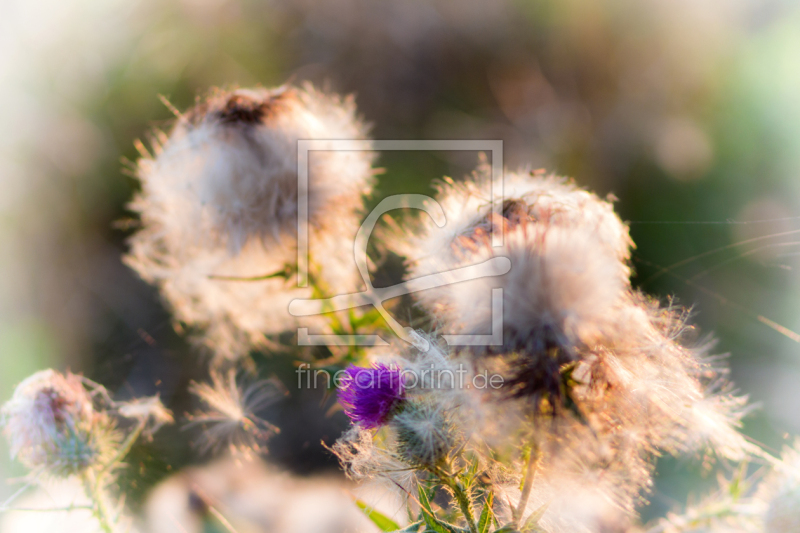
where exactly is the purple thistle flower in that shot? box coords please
[338,364,405,429]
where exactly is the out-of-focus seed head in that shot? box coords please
[765,489,800,533]
[154,85,376,250]
[0,370,119,477]
[405,165,631,361]
[186,370,283,459]
[400,162,751,510]
[403,165,631,417]
[125,83,377,359]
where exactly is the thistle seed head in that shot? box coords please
[124,83,377,358]
[0,370,119,477]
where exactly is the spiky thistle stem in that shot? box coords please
[82,471,115,533]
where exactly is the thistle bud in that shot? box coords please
[392,400,458,470]
[0,370,118,477]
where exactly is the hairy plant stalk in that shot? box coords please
[82,472,115,533]
[436,469,478,533]
[452,482,479,533]
[512,444,540,528]
[82,419,147,532]
[97,418,147,483]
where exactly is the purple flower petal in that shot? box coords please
[338,364,404,429]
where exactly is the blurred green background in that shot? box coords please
[2,0,800,523]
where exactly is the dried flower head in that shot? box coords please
[399,163,751,513]
[125,83,377,358]
[402,164,634,420]
[187,370,283,458]
[133,84,375,251]
[0,370,119,477]
[338,364,405,429]
[405,163,631,356]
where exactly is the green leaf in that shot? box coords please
[354,499,401,532]
[491,525,518,533]
[465,455,481,482]
[478,493,494,533]
[398,520,424,532]
[520,502,549,533]
[422,521,453,533]
[417,485,435,515]
[417,486,460,533]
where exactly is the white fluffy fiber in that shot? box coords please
[406,164,632,349]
[755,441,800,533]
[402,163,750,508]
[125,84,376,358]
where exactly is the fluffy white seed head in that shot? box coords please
[136,85,375,251]
[496,298,751,513]
[186,369,283,459]
[405,164,632,353]
[400,163,750,510]
[125,84,377,358]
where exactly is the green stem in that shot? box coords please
[437,474,477,533]
[453,483,479,533]
[97,418,146,483]
[80,418,147,532]
[82,473,115,533]
[512,443,540,528]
